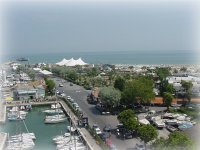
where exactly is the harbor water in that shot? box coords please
[0,105,69,150]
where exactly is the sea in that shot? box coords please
[1,50,199,65]
[0,106,69,150]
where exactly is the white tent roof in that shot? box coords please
[56,58,87,66]
[39,70,53,75]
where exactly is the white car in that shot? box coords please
[135,143,145,150]
[94,128,102,135]
[59,84,63,87]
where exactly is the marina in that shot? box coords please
[0,99,101,150]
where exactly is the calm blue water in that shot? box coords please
[0,106,69,150]
[1,50,198,65]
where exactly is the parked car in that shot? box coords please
[103,125,111,132]
[135,142,145,150]
[92,124,102,135]
[95,103,110,115]
[59,83,63,87]
[99,132,110,142]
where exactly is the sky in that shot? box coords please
[0,0,199,56]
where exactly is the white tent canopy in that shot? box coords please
[56,58,87,66]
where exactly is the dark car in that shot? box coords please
[99,132,110,142]
[103,125,111,132]
[70,83,73,86]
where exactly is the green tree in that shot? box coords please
[117,109,136,124]
[44,78,55,95]
[153,137,167,150]
[138,124,158,149]
[181,81,193,102]
[124,117,139,131]
[153,131,193,150]
[155,67,171,81]
[180,67,187,72]
[99,87,121,110]
[167,131,193,150]
[114,76,125,91]
[163,92,173,110]
[67,71,78,82]
[122,77,154,105]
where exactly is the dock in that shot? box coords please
[0,101,6,123]
[0,132,7,150]
[5,100,58,107]
[59,100,102,150]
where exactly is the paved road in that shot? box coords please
[54,77,141,150]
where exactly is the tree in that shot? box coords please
[163,92,173,110]
[99,86,121,110]
[44,78,55,95]
[138,124,158,149]
[153,131,193,150]
[167,131,193,150]
[117,109,136,124]
[114,76,125,91]
[67,70,78,82]
[160,80,175,96]
[124,117,139,131]
[181,81,193,102]
[155,67,171,81]
[122,77,154,105]
[180,67,187,72]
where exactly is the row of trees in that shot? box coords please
[16,65,36,81]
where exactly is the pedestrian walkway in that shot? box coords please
[0,100,6,123]
[60,100,102,150]
[0,132,7,150]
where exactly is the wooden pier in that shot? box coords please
[0,132,7,150]
[59,100,102,150]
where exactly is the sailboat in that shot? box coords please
[6,119,36,150]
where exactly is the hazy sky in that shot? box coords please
[2,1,198,55]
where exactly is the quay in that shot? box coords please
[0,101,6,123]
[5,100,58,107]
[0,132,7,150]
[59,100,102,150]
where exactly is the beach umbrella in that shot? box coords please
[5,96,13,101]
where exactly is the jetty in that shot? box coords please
[0,132,7,150]
[5,100,57,107]
[59,100,102,150]
[0,101,6,123]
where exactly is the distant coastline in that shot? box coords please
[1,50,198,65]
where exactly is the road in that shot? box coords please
[54,77,141,150]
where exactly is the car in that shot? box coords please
[61,93,66,97]
[103,125,111,132]
[92,124,102,135]
[70,83,73,86]
[135,142,145,150]
[99,132,110,141]
[109,144,118,150]
[59,83,63,87]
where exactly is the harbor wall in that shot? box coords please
[0,132,7,150]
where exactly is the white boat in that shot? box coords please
[43,109,63,115]
[67,126,77,132]
[51,103,61,109]
[46,114,66,119]
[45,117,67,124]
[53,132,71,141]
